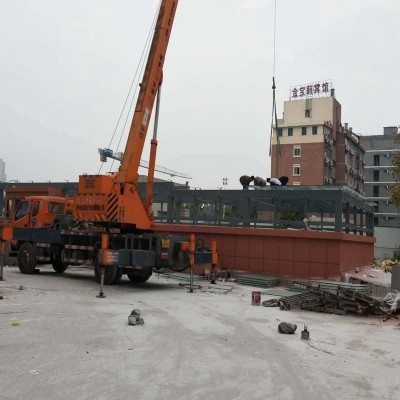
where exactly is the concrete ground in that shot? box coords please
[1,265,399,400]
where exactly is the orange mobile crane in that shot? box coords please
[76,0,175,231]
[1,0,217,290]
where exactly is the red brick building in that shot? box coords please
[271,83,365,193]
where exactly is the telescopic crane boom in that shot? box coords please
[74,0,178,231]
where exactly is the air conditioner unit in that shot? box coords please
[329,139,334,145]
[386,201,390,205]
[385,154,390,158]
[330,161,334,167]
[385,185,390,189]
[385,217,390,221]
[325,157,329,164]
[328,178,333,184]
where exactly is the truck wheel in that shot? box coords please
[51,246,68,273]
[51,259,68,274]
[127,269,152,283]
[18,242,37,274]
[94,261,118,285]
[114,267,123,284]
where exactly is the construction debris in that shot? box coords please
[381,291,400,314]
[251,291,261,305]
[278,322,297,334]
[236,274,280,289]
[279,282,399,320]
[381,259,399,273]
[285,279,370,294]
[301,325,310,341]
[178,282,234,294]
[235,274,398,320]
[262,298,281,307]
[156,270,206,283]
[279,291,321,311]
[128,309,144,326]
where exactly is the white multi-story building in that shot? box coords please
[361,127,400,259]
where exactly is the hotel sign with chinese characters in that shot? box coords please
[289,80,333,100]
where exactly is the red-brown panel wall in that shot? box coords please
[155,224,375,280]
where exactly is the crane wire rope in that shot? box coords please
[269,0,280,157]
[98,1,161,174]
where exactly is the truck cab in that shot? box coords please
[12,196,73,229]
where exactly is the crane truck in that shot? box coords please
[0,0,217,289]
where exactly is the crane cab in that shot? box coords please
[12,196,73,229]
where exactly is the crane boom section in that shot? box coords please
[117,0,178,184]
[75,0,178,230]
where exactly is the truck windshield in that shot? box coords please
[15,201,30,221]
[49,202,65,214]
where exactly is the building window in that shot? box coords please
[312,126,318,135]
[301,127,307,136]
[288,127,293,136]
[278,128,283,137]
[373,217,379,226]
[373,170,379,182]
[293,146,301,157]
[305,109,311,118]
[293,164,300,176]
[373,155,380,166]
[373,186,379,197]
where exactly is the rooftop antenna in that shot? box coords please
[269,0,281,161]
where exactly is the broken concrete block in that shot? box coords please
[130,309,141,317]
[278,322,297,334]
[128,309,144,326]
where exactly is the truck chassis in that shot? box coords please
[10,225,215,285]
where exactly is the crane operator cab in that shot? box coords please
[12,196,73,229]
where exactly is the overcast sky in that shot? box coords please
[1,0,399,189]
